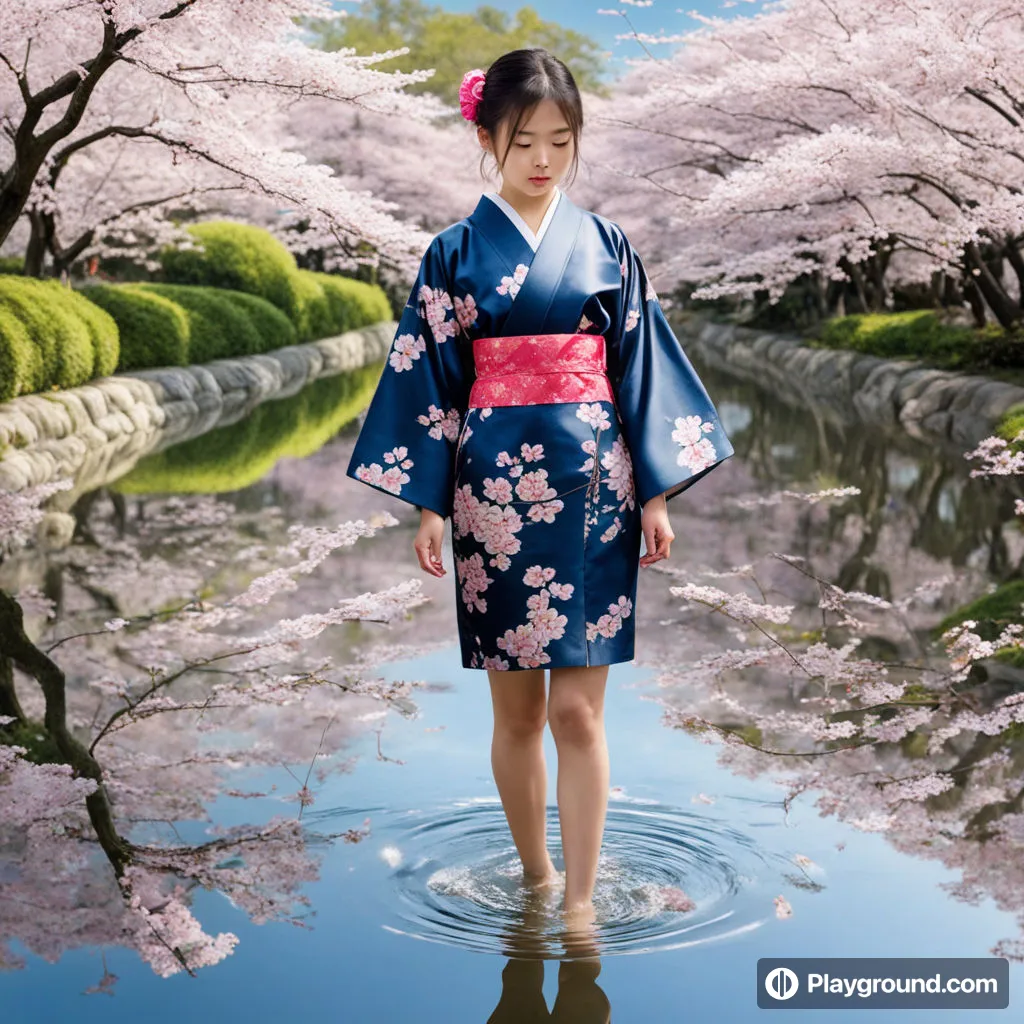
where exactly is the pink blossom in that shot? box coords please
[576,403,611,430]
[453,293,478,330]
[523,565,557,587]
[456,553,493,613]
[497,264,530,298]
[389,332,426,372]
[483,477,514,504]
[514,469,557,502]
[526,500,563,523]
[418,285,458,344]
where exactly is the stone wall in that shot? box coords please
[678,317,1024,450]
[0,321,395,498]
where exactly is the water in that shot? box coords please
[2,351,1022,1021]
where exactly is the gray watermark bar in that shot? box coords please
[757,958,1009,1010]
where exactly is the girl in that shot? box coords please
[347,48,733,929]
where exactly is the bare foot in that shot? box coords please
[522,857,560,890]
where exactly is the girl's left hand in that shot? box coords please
[640,492,674,567]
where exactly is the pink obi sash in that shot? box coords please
[468,333,614,409]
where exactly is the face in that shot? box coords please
[478,97,574,200]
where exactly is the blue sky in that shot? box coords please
[331,0,772,78]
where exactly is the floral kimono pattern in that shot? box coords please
[347,188,734,670]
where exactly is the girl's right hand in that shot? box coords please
[414,509,447,577]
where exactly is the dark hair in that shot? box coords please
[473,48,583,188]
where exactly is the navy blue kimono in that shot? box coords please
[347,188,734,671]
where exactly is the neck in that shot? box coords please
[496,183,559,224]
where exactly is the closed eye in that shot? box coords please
[515,142,569,148]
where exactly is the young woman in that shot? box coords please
[347,48,733,930]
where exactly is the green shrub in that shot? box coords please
[217,290,298,352]
[0,277,101,392]
[82,284,190,371]
[0,302,42,401]
[60,287,119,377]
[313,271,391,333]
[996,403,1024,446]
[0,256,24,276]
[159,221,391,344]
[816,311,977,366]
[132,283,287,364]
[293,270,332,343]
[160,222,304,324]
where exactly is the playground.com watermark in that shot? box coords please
[756,958,1008,1010]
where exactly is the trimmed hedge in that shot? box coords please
[132,283,297,363]
[159,221,391,343]
[81,283,297,369]
[1,221,391,397]
[0,276,119,400]
[81,284,189,372]
[160,221,306,326]
[114,361,382,494]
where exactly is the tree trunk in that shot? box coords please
[963,241,1022,328]
[0,652,26,723]
[0,591,132,872]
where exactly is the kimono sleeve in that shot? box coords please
[607,226,735,507]
[345,236,469,518]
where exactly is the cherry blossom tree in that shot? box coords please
[582,0,1024,327]
[0,0,453,279]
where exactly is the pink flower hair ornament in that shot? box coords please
[459,68,487,123]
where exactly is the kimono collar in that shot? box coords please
[469,189,577,272]
[482,189,561,251]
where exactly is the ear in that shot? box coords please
[476,125,491,153]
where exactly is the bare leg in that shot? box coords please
[548,664,610,912]
[488,668,557,882]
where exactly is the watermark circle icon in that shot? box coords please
[765,967,800,1001]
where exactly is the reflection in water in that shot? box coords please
[113,361,382,495]
[486,889,610,1023]
[367,795,794,957]
[699,362,1024,587]
[645,363,1024,964]
[4,351,1024,1007]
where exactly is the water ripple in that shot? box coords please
[317,796,810,960]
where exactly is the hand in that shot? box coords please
[639,492,673,568]
[414,509,447,577]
